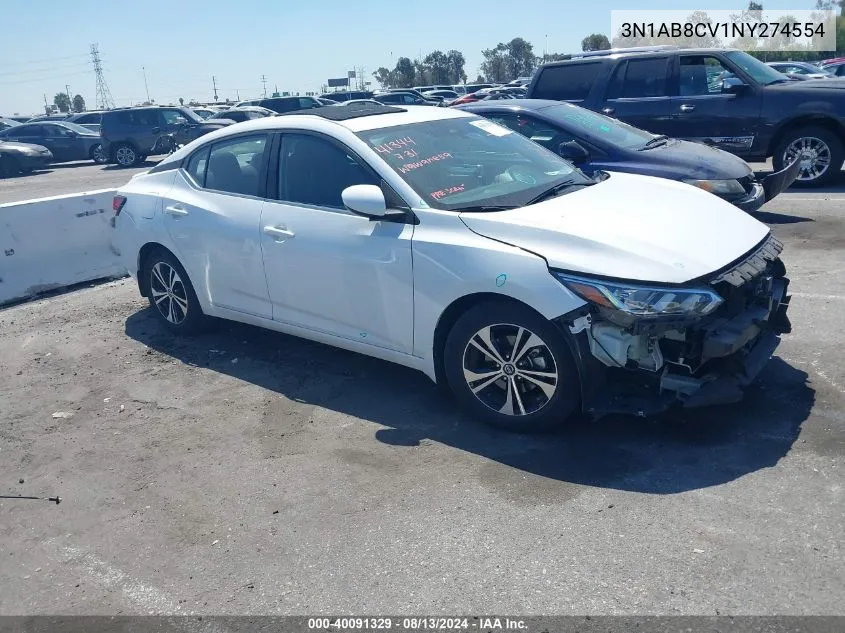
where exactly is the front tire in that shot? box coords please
[443,301,580,432]
[114,143,141,167]
[142,249,204,334]
[773,126,844,187]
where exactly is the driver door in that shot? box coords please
[259,132,415,353]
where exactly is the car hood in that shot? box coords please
[0,141,51,153]
[772,78,845,92]
[635,139,753,180]
[459,172,770,284]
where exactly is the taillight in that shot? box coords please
[113,195,127,216]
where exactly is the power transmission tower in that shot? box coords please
[261,74,267,98]
[212,76,218,102]
[90,44,115,110]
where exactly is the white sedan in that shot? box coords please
[112,105,791,431]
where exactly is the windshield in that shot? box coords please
[540,104,655,150]
[179,108,204,124]
[724,50,792,85]
[356,117,591,211]
[62,122,97,134]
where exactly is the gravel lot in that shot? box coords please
[0,182,843,615]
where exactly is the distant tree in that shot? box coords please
[413,59,429,85]
[580,33,611,52]
[505,37,537,78]
[372,67,392,89]
[178,97,184,106]
[71,94,85,113]
[481,43,509,82]
[474,74,486,83]
[545,52,571,62]
[53,92,71,113]
[394,57,416,87]
[446,49,467,84]
[748,1,763,10]
[422,50,451,84]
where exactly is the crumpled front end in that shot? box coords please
[556,235,791,417]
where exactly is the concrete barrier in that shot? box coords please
[0,189,126,306]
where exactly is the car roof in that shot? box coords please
[540,47,741,67]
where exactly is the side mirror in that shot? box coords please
[558,140,590,164]
[342,184,389,218]
[721,77,748,94]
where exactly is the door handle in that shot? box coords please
[164,205,189,216]
[602,107,615,115]
[263,225,295,241]
[679,104,696,112]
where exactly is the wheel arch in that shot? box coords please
[431,292,583,388]
[136,242,178,298]
[767,115,845,158]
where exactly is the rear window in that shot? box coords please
[532,63,600,101]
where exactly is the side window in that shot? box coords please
[532,63,600,101]
[617,58,670,98]
[488,114,574,151]
[49,125,74,137]
[205,134,268,196]
[279,134,379,209]
[298,98,318,109]
[679,56,733,96]
[185,146,210,187]
[161,110,185,125]
[17,125,42,136]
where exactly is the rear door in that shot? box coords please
[667,53,762,156]
[598,56,675,135]
[2,124,44,146]
[160,133,272,318]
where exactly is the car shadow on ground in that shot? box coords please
[750,210,814,225]
[754,168,845,195]
[125,308,814,495]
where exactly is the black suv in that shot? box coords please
[100,106,231,167]
[318,91,374,102]
[528,47,845,186]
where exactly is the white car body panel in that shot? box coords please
[459,173,769,284]
[113,106,772,387]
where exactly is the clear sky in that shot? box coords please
[0,0,818,115]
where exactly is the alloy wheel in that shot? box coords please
[462,323,558,416]
[784,136,831,182]
[150,262,189,325]
[91,144,107,164]
[115,145,137,166]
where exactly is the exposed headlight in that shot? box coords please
[683,178,746,196]
[554,273,723,318]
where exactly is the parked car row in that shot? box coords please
[525,46,845,186]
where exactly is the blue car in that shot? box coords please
[457,99,799,212]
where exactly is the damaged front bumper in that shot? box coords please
[557,237,792,418]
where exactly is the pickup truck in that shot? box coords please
[527,47,845,186]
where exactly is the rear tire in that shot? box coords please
[142,248,204,334]
[90,143,108,164]
[773,126,844,187]
[114,143,141,167]
[443,301,580,432]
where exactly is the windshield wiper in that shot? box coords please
[525,179,585,206]
[639,135,669,150]
[452,205,518,212]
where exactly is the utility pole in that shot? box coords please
[65,84,72,111]
[212,76,218,102]
[261,75,267,98]
[142,66,151,103]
